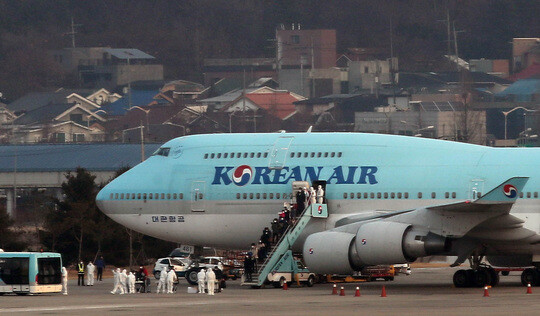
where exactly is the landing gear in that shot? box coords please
[452,252,499,288]
[521,268,540,286]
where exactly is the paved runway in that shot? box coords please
[0,267,538,315]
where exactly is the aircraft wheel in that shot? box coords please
[453,269,469,288]
[488,268,499,287]
[473,269,492,288]
[521,268,537,286]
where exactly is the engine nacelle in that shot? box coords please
[303,221,450,274]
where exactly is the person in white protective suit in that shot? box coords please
[156,267,168,293]
[166,267,178,294]
[61,266,68,295]
[127,271,136,293]
[206,268,216,295]
[120,269,128,294]
[316,185,324,204]
[111,268,124,294]
[309,187,316,204]
[197,269,206,294]
[86,261,95,286]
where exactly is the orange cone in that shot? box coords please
[283,281,288,290]
[332,283,337,295]
[339,286,345,296]
[483,286,489,297]
[381,285,387,297]
[527,283,532,294]
[354,286,361,297]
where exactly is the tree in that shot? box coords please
[0,205,27,251]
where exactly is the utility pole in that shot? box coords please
[311,36,315,98]
[66,17,81,48]
[140,120,145,162]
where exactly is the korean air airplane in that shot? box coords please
[96,132,540,288]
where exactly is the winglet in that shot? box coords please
[475,177,529,204]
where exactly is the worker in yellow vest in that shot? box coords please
[77,261,85,286]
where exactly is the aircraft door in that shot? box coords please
[190,181,206,212]
[469,179,485,200]
[268,136,294,169]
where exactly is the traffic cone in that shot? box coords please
[527,283,532,294]
[332,283,337,295]
[339,286,345,296]
[283,281,288,290]
[381,285,387,297]
[483,286,489,297]
[354,287,361,297]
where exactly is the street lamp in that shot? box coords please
[502,106,536,140]
[401,120,434,137]
[130,106,150,135]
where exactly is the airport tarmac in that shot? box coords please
[0,267,538,315]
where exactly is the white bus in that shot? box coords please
[0,252,62,295]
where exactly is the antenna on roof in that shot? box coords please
[306,126,312,133]
[64,17,82,48]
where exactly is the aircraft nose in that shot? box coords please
[96,181,115,215]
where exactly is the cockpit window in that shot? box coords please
[153,147,170,157]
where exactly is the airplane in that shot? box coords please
[96,132,540,288]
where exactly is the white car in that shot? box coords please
[153,257,189,279]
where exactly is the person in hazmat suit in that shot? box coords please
[61,266,68,295]
[111,268,125,294]
[197,268,206,294]
[156,267,168,293]
[127,271,136,293]
[206,268,216,295]
[120,269,128,294]
[309,187,316,205]
[166,267,178,294]
[316,185,324,204]
[86,261,95,286]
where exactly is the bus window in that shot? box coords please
[37,257,62,285]
[0,257,29,285]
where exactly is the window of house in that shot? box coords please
[53,132,66,143]
[291,35,300,44]
[73,133,85,142]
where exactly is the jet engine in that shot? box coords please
[303,221,449,274]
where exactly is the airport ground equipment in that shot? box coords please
[0,252,62,295]
[242,203,328,288]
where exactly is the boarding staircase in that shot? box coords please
[242,203,328,287]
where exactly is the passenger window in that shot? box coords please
[263,193,267,199]
[343,193,348,199]
[390,192,395,199]
[276,193,280,199]
[198,193,203,200]
[370,192,374,199]
[249,193,253,199]
[445,192,449,198]
[324,152,329,157]
[527,192,531,198]
[210,153,215,159]
[535,192,538,198]
[338,152,342,157]
[290,152,295,158]
[397,192,402,199]
[167,193,171,199]
[519,192,524,198]
[126,194,130,200]
[364,193,368,199]
[257,153,261,158]
[452,192,456,198]
[477,192,482,198]
[418,192,422,199]
[297,152,301,158]
[243,153,248,158]
[264,153,268,158]
[243,193,247,199]
[155,193,159,200]
[404,192,409,199]
[331,152,335,157]
[110,193,114,199]
[250,153,254,158]
[350,193,354,199]
[304,152,308,158]
[237,153,241,158]
[180,193,183,199]
[161,193,165,199]
[431,192,436,199]
[217,153,221,158]
[317,152,322,158]
[236,193,241,199]
[311,152,315,158]
[204,154,208,159]
[224,153,228,158]
[231,152,235,157]
[256,193,260,199]
[149,193,153,199]
[143,193,147,200]
[173,193,177,199]
[377,192,381,199]
[137,193,141,200]
[357,193,362,199]
[132,193,136,199]
[269,193,274,199]
[383,192,388,199]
